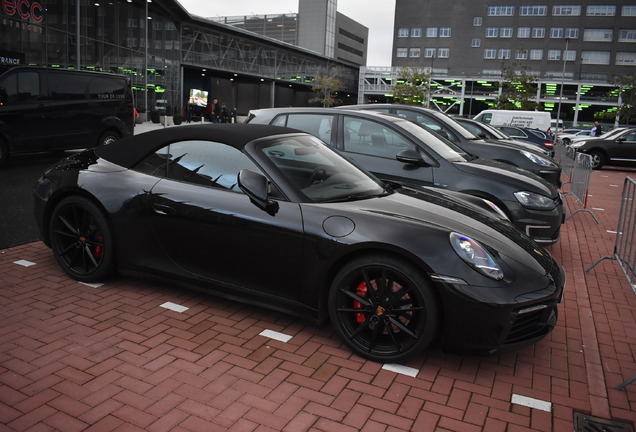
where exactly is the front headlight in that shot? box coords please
[450,233,504,280]
[514,191,556,210]
[521,150,556,167]
[569,141,585,149]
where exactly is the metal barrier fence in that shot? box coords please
[587,176,636,295]
[564,152,599,223]
[555,143,576,188]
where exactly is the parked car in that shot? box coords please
[569,127,636,169]
[455,117,556,158]
[339,104,560,187]
[555,129,592,145]
[495,125,555,153]
[33,124,565,362]
[0,65,134,166]
[246,108,565,245]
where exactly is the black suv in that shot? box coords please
[340,104,561,188]
[246,107,565,245]
[0,66,134,165]
[569,128,636,169]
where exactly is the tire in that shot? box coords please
[588,150,605,170]
[97,130,120,147]
[562,138,570,145]
[328,254,440,363]
[49,196,115,282]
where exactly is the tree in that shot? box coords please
[496,59,541,111]
[309,68,345,107]
[392,66,431,106]
[609,72,636,126]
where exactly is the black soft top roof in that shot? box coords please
[96,124,300,168]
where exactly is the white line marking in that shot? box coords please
[160,302,189,313]
[259,329,292,342]
[382,363,419,377]
[591,208,605,211]
[13,260,36,267]
[79,282,104,288]
[511,394,552,412]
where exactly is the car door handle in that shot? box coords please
[153,203,177,215]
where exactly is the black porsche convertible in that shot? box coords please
[33,124,564,363]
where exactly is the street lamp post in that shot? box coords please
[555,38,570,141]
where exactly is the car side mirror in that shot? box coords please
[396,149,431,167]
[238,169,279,215]
[617,137,626,142]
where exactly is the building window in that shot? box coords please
[616,52,636,65]
[520,5,548,16]
[472,38,481,47]
[498,49,511,59]
[518,27,531,38]
[584,29,613,42]
[564,50,577,61]
[548,50,561,60]
[488,6,514,16]
[439,27,451,37]
[619,29,636,42]
[532,27,545,38]
[566,28,580,38]
[551,28,564,38]
[473,17,483,26]
[409,48,421,57]
[553,5,581,16]
[530,49,543,60]
[587,5,616,16]
[438,48,449,58]
[484,48,497,59]
[424,48,436,58]
[397,48,408,57]
[581,51,611,64]
[411,28,422,37]
[398,28,409,37]
[516,49,528,59]
[486,27,499,37]
[500,27,512,38]
[623,6,636,16]
[427,27,438,37]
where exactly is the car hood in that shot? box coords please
[453,158,557,197]
[481,138,550,155]
[323,188,555,277]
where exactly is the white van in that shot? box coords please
[474,110,552,133]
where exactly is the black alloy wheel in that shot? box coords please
[328,254,439,363]
[98,130,120,146]
[588,150,605,170]
[49,196,114,282]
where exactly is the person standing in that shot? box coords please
[591,121,603,137]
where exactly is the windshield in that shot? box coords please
[388,116,470,162]
[256,134,387,202]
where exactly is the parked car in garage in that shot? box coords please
[569,127,636,169]
[33,124,565,363]
[555,129,592,145]
[340,104,560,187]
[246,108,565,245]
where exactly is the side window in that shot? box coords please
[343,116,415,159]
[0,71,41,104]
[88,77,126,102]
[135,140,261,192]
[285,114,334,144]
[482,113,492,123]
[395,109,459,143]
[50,73,90,101]
[623,132,636,142]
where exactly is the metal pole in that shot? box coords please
[76,0,80,69]
[144,0,148,113]
[555,38,569,140]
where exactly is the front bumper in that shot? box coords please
[506,195,565,245]
[435,263,565,355]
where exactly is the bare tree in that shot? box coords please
[309,68,345,107]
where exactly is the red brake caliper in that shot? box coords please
[94,235,103,260]
[354,281,368,323]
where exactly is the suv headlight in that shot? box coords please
[569,141,585,149]
[521,150,556,167]
[450,233,503,280]
[514,191,556,210]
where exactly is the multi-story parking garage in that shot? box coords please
[0,0,360,117]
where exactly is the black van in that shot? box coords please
[0,66,134,165]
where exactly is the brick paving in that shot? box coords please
[1,167,635,431]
